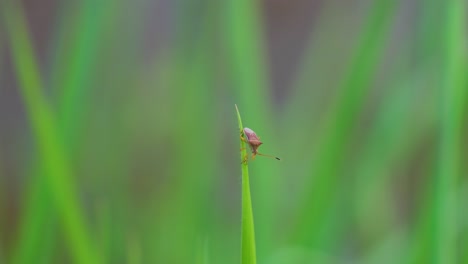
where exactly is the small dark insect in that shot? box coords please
[241,127,281,162]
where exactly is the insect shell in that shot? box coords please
[243,127,263,155]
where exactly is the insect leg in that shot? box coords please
[240,135,248,143]
[241,154,249,164]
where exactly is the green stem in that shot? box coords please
[235,105,257,264]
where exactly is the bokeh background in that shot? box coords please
[1,0,467,263]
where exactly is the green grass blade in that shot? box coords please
[12,1,118,263]
[236,105,257,264]
[431,0,465,262]
[225,0,270,115]
[11,167,56,264]
[223,1,279,258]
[406,2,448,264]
[408,1,466,263]
[55,0,110,146]
[353,74,435,248]
[292,0,398,247]
[10,1,114,262]
[143,3,220,261]
[1,2,99,263]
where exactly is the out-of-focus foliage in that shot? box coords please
[0,0,466,263]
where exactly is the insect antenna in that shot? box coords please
[256,152,281,161]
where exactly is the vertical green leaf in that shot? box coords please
[236,105,257,264]
[223,0,278,259]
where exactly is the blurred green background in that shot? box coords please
[0,0,467,263]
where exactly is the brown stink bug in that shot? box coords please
[241,127,280,162]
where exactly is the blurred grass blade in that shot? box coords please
[11,167,56,264]
[12,1,113,261]
[431,0,465,263]
[225,0,270,116]
[54,0,110,146]
[147,2,219,261]
[408,1,466,263]
[224,0,278,258]
[292,0,398,247]
[353,71,437,253]
[283,0,358,138]
[236,105,257,264]
[1,2,99,263]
